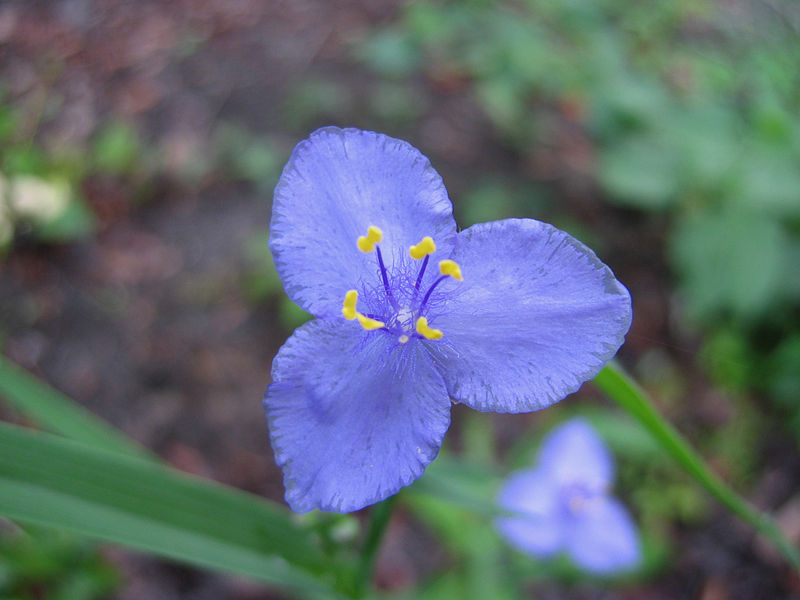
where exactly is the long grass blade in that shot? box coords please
[0,421,343,598]
[596,362,800,572]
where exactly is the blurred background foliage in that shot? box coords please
[0,523,118,600]
[1,0,799,597]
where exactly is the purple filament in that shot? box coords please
[375,246,398,308]
[419,275,448,312]
[414,255,430,290]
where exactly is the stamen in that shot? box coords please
[342,289,385,331]
[346,228,457,339]
[409,236,436,260]
[439,259,463,281]
[415,316,443,340]
[375,246,392,296]
[357,313,385,330]
[355,225,396,307]
[414,255,429,290]
[419,273,454,312]
[411,236,436,289]
[342,289,358,320]
[357,225,383,253]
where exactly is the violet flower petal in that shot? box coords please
[537,418,614,492]
[564,496,641,574]
[429,219,632,413]
[264,318,451,513]
[269,127,457,318]
[495,469,563,556]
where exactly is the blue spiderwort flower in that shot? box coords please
[264,127,632,513]
[496,418,640,574]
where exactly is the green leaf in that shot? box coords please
[92,121,141,176]
[358,29,421,78]
[408,455,502,519]
[0,422,342,598]
[735,148,800,217]
[280,81,352,130]
[411,572,469,600]
[33,195,95,242]
[280,298,312,331]
[0,357,154,460]
[0,105,20,142]
[475,79,527,135]
[670,107,740,188]
[670,209,788,319]
[368,82,428,125]
[595,363,800,572]
[240,232,284,303]
[598,134,681,209]
[0,525,120,600]
[591,76,672,136]
[406,475,516,600]
[765,335,800,440]
[3,145,48,176]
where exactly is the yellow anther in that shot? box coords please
[409,236,436,260]
[439,259,463,281]
[342,290,358,320]
[357,225,383,253]
[415,316,443,340]
[343,289,384,330]
[357,313,385,330]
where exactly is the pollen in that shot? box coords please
[357,313,385,330]
[439,259,463,281]
[409,236,436,260]
[342,289,358,320]
[416,316,443,340]
[398,334,410,344]
[343,289,385,330]
[357,225,383,253]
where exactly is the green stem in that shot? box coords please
[595,362,800,572]
[353,495,398,598]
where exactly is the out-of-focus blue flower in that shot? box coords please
[496,418,640,574]
[264,127,632,513]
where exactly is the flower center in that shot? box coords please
[562,483,603,515]
[341,225,463,342]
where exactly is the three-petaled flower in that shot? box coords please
[264,127,632,513]
[496,418,640,574]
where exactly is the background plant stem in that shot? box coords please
[596,362,800,572]
[353,495,398,598]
